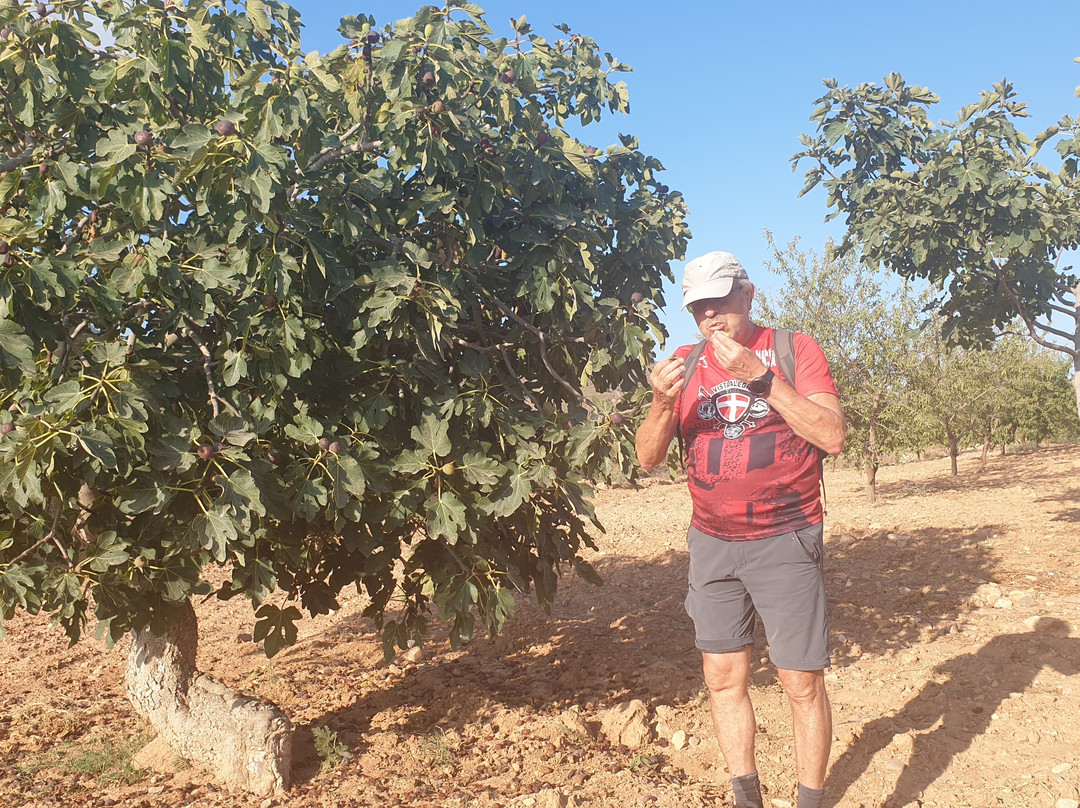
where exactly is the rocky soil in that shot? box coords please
[1,444,1079,808]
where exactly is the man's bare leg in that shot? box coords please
[777,667,831,805]
[704,648,761,806]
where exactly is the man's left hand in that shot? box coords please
[708,331,767,382]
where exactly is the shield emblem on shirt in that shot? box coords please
[711,390,752,425]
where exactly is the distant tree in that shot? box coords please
[793,74,1080,416]
[757,233,925,502]
[0,0,687,793]
[902,325,1079,475]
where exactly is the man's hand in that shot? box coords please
[636,354,687,469]
[648,354,687,410]
[708,330,767,382]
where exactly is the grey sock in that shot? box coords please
[731,771,764,808]
[797,782,825,808]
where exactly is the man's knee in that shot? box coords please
[777,668,826,705]
[702,649,752,695]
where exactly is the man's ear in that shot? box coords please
[745,283,756,308]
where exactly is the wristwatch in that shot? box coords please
[748,369,774,397]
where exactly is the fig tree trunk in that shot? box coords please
[125,601,292,796]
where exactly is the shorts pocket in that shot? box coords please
[791,527,823,566]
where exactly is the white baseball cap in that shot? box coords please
[681,251,749,308]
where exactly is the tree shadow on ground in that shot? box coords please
[1041,487,1080,524]
[293,520,1002,782]
[873,445,1076,502]
[823,525,1002,668]
[824,619,1078,808]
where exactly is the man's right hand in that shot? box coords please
[648,355,687,411]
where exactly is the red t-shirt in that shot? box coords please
[674,326,839,540]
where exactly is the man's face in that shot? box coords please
[689,283,755,343]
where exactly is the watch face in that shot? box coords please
[749,371,772,396]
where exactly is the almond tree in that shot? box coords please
[793,74,1080,415]
[0,0,688,793]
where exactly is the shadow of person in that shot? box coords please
[825,618,1077,808]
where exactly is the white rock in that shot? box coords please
[671,730,687,750]
[770,800,792,808]
[1052,762,1072,775]
[993,598,1013,610]
[1055,799,1078,808]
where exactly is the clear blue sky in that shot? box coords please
[287,0,1080,351]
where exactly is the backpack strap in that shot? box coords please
[675,340,708,463]
[773,327,828,514]
[773,327,796,387]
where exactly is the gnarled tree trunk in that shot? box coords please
[125,600,293,796]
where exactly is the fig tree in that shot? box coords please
[216,120,237,137]
[266,449,283,464]
[631,292,643,304]
[134,130,152,146]
[536,131,549,147]
[317,437,331,451]
[0,239,9,254]
[440,461,455,475]
[261,293,279,309]
[197,444,216,460]
[499,68,516,83]
[429,100,444,114]
[423,23,434,38]
[421,71,436,87]
[0,423,13,436]
[609,413,625,425]
[36,2,47,17]
[327,441,341,454]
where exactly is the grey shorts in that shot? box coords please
[684,523,829,671]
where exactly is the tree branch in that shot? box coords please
[1045,300,1075,318]
[181,320,241,418]
[59,203,116,254]
[0,138,37,175]
[497,344,542,412]
[306,139,384,173]
[1030,318,1076,343]
[8,504,63,566]
[989,253,1079,358]
[461,268,586,405]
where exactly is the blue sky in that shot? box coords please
[287,0,1080,351]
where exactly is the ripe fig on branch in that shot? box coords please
[134,130,153,146]
[1,422,14,436]
[609,413,625,425]
[216,120,237,137]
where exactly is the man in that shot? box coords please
[635,251,845,808]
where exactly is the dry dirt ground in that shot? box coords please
[2,444,1079,808]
